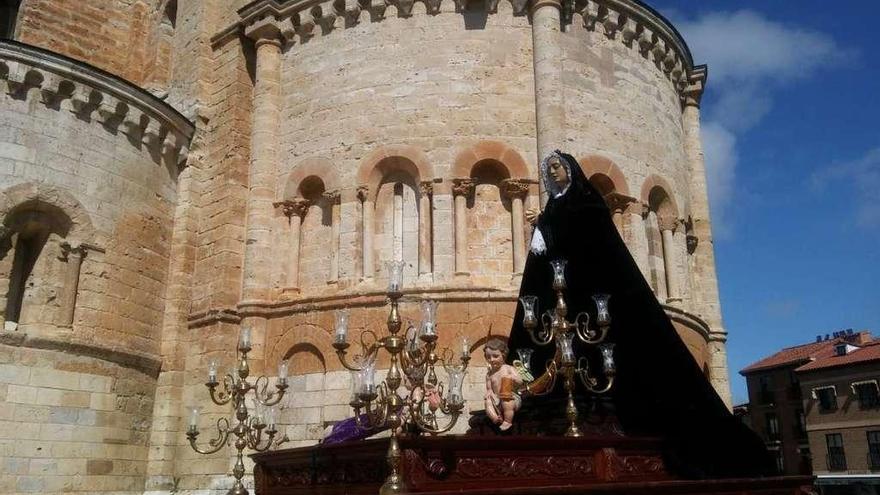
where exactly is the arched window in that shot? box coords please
[374,170,419,285]
[297,176,334,289]
[467,159,512,285]
[1,1,22,39]
[645,186,679,302]
[0,202,72,329]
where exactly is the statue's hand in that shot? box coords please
[525,208,538,225]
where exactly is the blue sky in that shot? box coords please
[652,1,880,404]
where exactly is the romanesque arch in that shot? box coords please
[0,182,99,329]
[639,175,682,303]
[451,141,532,278]
[356,145,435,282]
[276,158,342,290]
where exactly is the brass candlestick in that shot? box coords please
[519,259,616,437]
[333,261,470,494]
[186,328,289,495]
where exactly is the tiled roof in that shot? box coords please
[796,342,880,372]
[740,339,841,374]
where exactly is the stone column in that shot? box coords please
[452,179,475,275]
[358,186,374,280]
[531,0,565,203]
[503,179,530,274]
[59,241,88,326]
[276,199,310,290]
[684,66,730,407]
[242,20,283,301]
[605,192,635,240]
[659,217,681,304]
[418,181,433,277]
[645,209,667,301]
[324,190,341,284]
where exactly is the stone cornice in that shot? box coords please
[0,330,162,376]
[0,40,194,168]
[212,0,705,99]
[575,0,701,95]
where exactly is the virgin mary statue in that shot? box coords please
[506,151,773,479]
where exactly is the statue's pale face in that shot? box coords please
[484,348,505,371]
[548,157,569,187]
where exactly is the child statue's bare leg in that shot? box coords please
[486,397,501,424]
[499,399,515,431]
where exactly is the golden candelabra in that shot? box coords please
[519,259,616,437]
[333,260,470,495]
[186,328,289,495]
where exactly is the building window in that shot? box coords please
[813,386,838,413]
[765,413,780,442]
[758,375,774,404]
[868,431,880,470]
[1,0,22,39]
[795,409,807,439]
[825,433,846,471]
[772,449,784,474]
[853,381,880,409]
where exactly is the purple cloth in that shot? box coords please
[322,414,387,444]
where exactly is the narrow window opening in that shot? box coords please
[1,0,22,39]
[5,227,49,326]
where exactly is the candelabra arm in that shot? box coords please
[252,375,288,407]
[576,357,614,394]
[207,374,236,406]
[526,314,555,347]
[188,417,231,455]
[574,315,608,344]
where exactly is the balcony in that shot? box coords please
[826,452,847,471]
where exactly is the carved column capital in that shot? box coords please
[274,198,310,218]
[322,189,341,203]
[603,192,636,214]
[418,181,433,196]
[58,241,87,262]
[452,178,476,198]
[244,16,285,46]
[501,179,530,200]
[356,185,370,203]
[682,65,707,108]
[657,216,682,233]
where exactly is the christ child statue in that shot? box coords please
[484,338,523,431]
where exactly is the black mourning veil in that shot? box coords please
[506,151,773,479]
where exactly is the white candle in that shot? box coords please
[207,359,218,383]
[278,360,289,383]
[239,327,252,351]
[187,406,201,430]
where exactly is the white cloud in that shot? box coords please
[700,122,737,238]
[672,10,850,233]
[812,147,880,228]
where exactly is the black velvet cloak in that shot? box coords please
[506,151,773,479]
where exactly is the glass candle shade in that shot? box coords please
[207,359,218,384]
[387,260,405,294]
[558,333,575,364]
[550,259,567,290]
[516,348,534,372]
[593,294,611,325]
[239,326,252,351]
[459,335,470,362]
[599,343,616,376]
[350,370,363,402]
[266,406,278,431]
[358,360,377,397]
[187,406,201,432]
[278,360,289,384]
[446,367,466,406]
[253,402,266,427]
[334,308,350,344]
[420,300,438,338]
[520,295,538,328]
